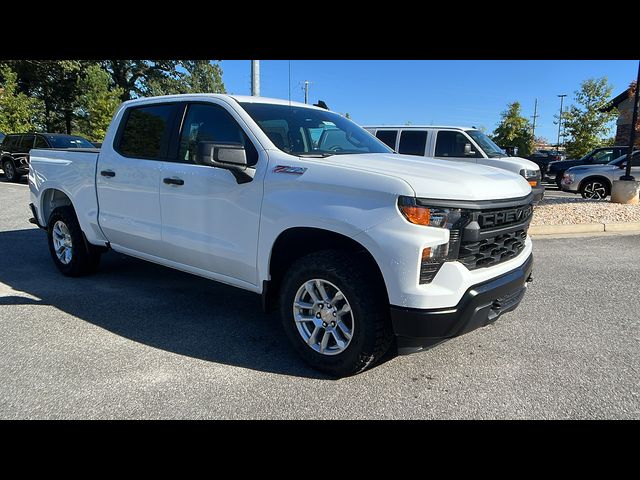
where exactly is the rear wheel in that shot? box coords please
[580,179,609,200]
[47,206,102,276]
[2,159,21,183]
[279,250,393,377]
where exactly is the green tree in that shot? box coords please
[561,77,617,158]
[0,66,44,133]
[146,60,225,96]
[74,65,125,142]
[491,102,533,156]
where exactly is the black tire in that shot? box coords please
[279,249,393,377]
[580,178,610,200]
[2,159,21,183]
[47,206,101,277]
[555,171,564,190]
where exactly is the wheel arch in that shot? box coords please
[578,175,612,194]
[264,227,388,312]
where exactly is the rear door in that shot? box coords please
[158,100,265,287]
[96,102,180,257]
[434,129,482,164]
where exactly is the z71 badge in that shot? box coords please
[273,165,308,175]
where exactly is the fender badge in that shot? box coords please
[273,165,307,175]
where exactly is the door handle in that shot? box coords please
[163,177,184,186]
[100,170,116,177]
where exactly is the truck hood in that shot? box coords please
[319,153,532,201]
[482,156,540,173]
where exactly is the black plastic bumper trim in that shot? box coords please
[29,203,46,229]
[391,253,533,354]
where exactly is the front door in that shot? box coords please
[96,102,179,257]
[434,130,482,165]
[159,101,264,288]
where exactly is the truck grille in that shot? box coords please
[458,229,527,270]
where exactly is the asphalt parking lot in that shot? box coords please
[0,177,638,419]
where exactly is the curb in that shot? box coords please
[530,222,640,236]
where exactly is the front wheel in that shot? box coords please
[279,250,393,377]
[2,159,21,183]
[47,206,102,276]
[580,179,609,200]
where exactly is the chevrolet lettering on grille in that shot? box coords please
[477,205,533,228]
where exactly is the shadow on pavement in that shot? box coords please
[0,227,336,379]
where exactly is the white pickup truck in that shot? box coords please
[28,94,534,376]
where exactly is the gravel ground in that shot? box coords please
[532,196,640,226]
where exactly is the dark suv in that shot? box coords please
[1,133,95,182]
[546,146,627,189]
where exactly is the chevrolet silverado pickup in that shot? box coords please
[28,94,534,376]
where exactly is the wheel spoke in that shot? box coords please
[330,290,344,304]
[304,281,320,303]
[336,320,352,340]
[315,279,330,302]
[319,330,331,353]
[308,325,321,346]
[330,330,346,350]
[294,300,314,310]
[337,304,351,316]
[295,314,315,323]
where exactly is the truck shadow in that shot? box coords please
[0,227,354,379]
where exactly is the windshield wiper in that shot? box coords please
[296,153,334,158]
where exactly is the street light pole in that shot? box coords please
[621,60,640,181]
[557,94,566,151]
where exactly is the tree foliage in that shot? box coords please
[491,101,533,156]
[561,77,617,158]
[0,66,44,133]
[74,65,125,142]
[0,60,226,141]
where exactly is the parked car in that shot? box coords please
[560,151,640,199]
[364,125,544,202]
[1,133,95,182]
[28,94,534,376]
[546,146,628,189]
[0,132,5,144]
[527,149,564,177]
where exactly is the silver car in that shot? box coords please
[561,151,640,199]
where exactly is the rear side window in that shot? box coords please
[34,136,48,148]
[117,104,177,159]
[2,135,19,150]
[19,135,35,151]
[398,130,427,156]
[375,130,398,150]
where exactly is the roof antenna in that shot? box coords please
[288,60,291,106]
[314,100,329,110]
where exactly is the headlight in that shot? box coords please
[564,173,575,182]
[397,196,463,229]
[519,168,540,187]
[398,196,469,284]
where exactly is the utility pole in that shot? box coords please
[251,60,260,96]
[531,98,539,142]
[304,80,310,104]
[556,94,566,151]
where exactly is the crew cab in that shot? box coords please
[28,94,534,376]
[364,125,544,203]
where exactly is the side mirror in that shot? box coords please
[619,163,626,169]
[196,141,253,184]
[196,141,247,170]
[464,143,475,156]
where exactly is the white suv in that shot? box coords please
[364,125,544,202]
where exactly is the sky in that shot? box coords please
[219,60,638,144]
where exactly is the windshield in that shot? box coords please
[47,136,95,149]
[609,152,638,165]
[239,102,392,157]
[466,130,505,158]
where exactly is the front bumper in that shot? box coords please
[390,252,533,354]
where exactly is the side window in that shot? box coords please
[435,131,478,157]
[34,136,48,148]
[178,103,258,166]
[375,130,398,150]
[591,149,613,163]
[398,130,427,156]
[19,135,35,151]
[3,136,19,151]
[117,104,177,159]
